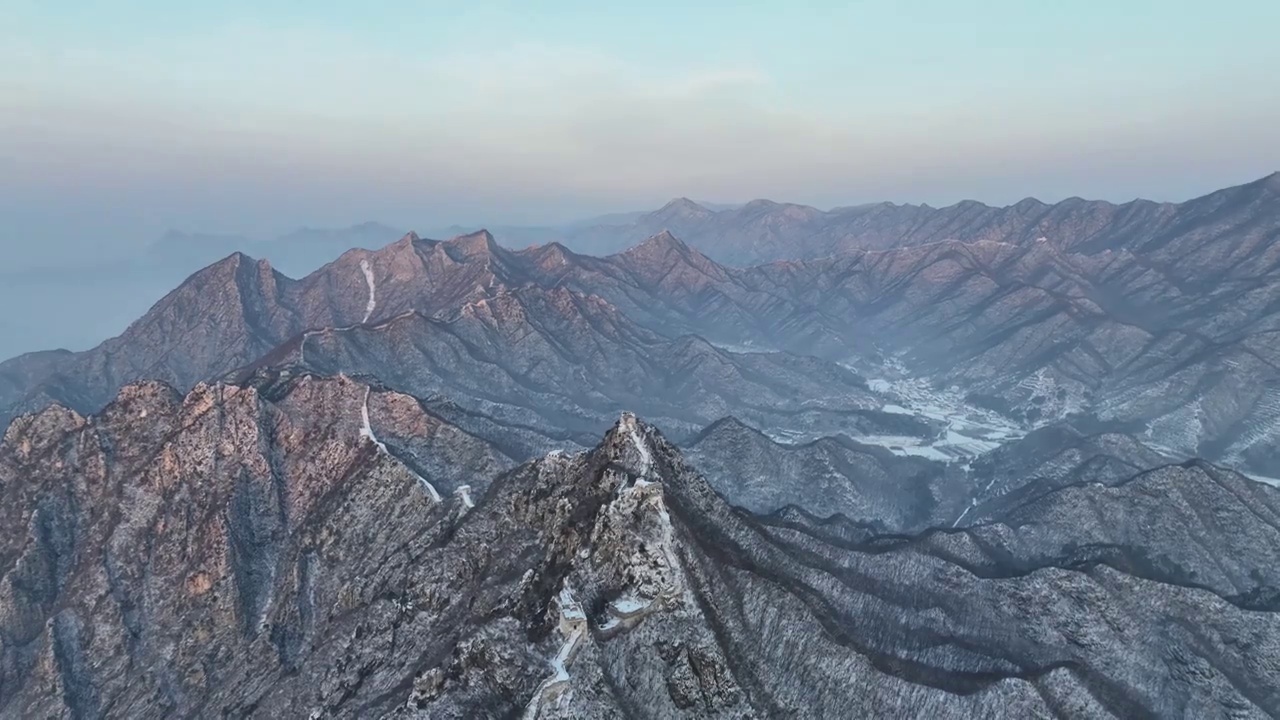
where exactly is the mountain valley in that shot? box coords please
[3,174,1280,717]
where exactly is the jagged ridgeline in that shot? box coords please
[2,380,1278,717]
[3,174,1280,718]
[10,173,1280,478]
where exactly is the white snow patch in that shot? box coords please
[596,593,655,633]
[611,596,651,615]
[359,259,377,323]
[952,474,1001,528]
[359,388,389,454]
[408,467,443,503]
[844,359,1026,465]
[952,500,978,528]
[558,587,586,622]
[1246,473,1280,489]
[454,484,475,509]
[867,378,893,393]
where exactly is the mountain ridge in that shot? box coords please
[4,385,1277,717]
[7,170,1280,477]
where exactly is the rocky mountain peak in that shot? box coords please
[503,412,682,503]
[613,230,730,285]
[527,241,576,271]
[658,197,709,213]
[621,230,717,267]
[636,229,686,251]
[736,199,824,224]
[5,362,1280,717]
[648,198,714,226]
[447,229,500,257]
[1012,196,1047,212]
[600,411,667,481]
[950,198,991,212]
[199,250,255,276]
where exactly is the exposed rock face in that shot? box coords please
[3,396,1278,718]
[0,375,478,718]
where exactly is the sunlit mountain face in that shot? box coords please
[3,174,1280,718]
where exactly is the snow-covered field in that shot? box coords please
[862,384,1021,463]
[750,355,1027,465]
[850,358,1025,464]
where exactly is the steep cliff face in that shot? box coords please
[3,395,1277,718]
[0,375,462,718]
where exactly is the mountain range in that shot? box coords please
[3,173,1280,717]
[552,171,1280,265]
[7,172,1280,477]
[3,392,1277,717]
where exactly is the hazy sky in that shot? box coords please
[3,0,1279,261]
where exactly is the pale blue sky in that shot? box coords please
[2,0,1279,257]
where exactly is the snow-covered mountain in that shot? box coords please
[3,396,1277,717]
[4,174,1280,717]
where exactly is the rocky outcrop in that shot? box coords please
[0,375,462,717]
[2,396,1278,718]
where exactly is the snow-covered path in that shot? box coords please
[359,387,442,502]
[358,387,389,453]
[299,256,378,366]
[522,586,586,719]
[359,259,377,323]
[952,473,999,528]
[621,412,653,477]
[454,484,475,509]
